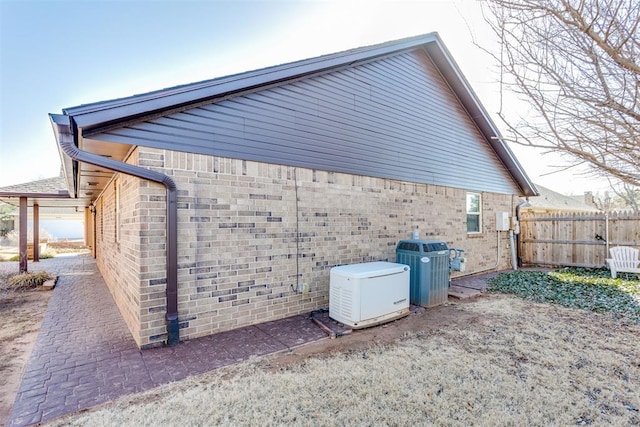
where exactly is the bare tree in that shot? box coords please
[0,202,16,238]
[481,0,640,186]
[610,182,640,212]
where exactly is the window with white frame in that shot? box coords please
[466,192,482,233]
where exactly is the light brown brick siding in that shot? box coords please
[94,150,145,346]
[95,147,517,347]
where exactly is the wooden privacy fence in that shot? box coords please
[520,211,640,268]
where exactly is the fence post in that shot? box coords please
[605,212,609,259]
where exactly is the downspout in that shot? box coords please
[509,229,517,270]
[454,199,530,278]
[515,199,530,269]
[51,114,179,346]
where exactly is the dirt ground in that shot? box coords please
[271,302,474,367]
[2,268,638,426]
[0,286,52,424]
[0,290,458,423]
[47,294,640,426]
[267,293,639,377]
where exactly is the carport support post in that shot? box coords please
[33,203,40,262]
[19,197,27,273]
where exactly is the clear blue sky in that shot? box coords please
[0,0,605,194]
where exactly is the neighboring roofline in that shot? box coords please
[522,183,599,212]
[59,32,537,196]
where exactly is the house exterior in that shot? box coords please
[523,184,599,213]
[49,33,536,348]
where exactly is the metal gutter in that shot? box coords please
[50,113,179,346]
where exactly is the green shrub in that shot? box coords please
[488,268,640,324]
[6,271,53,290]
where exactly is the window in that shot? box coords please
[466,192,482,233]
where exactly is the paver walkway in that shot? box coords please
[5,255,327,426]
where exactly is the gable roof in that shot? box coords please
[0,175,68,195]
[52,32,537,206]
[64,33,456,132]
[0,175,75,208]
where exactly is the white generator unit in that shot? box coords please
[329,261,410,329]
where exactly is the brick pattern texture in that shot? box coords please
[94,147,517,347]
[95,151,145,344]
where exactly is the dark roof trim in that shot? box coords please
[60,32,537,196]
[422,40,537,197]
[65,33,439,132]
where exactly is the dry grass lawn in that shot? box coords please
[47,295,640,426]
[0,274,52,424]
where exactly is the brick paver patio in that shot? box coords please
[5,255,327,426]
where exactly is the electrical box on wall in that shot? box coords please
[496,212,510,231]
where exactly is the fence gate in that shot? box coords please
[519,211,640,268]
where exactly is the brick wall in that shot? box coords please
[95,147,517,347]
[94,150,145,345]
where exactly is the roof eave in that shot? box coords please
[50,114,78,198]
[64,33,441,132]
[422,38,537,197]
[59,32,537,197]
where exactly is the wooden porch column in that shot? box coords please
[84,206,94,253]
[33,203,40,262]
[19,197,27,273]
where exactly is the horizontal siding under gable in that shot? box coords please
[94,48,520,194]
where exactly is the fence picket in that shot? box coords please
[520,210,640,267]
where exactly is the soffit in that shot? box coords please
[75,138,133,203]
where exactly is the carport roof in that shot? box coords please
[0,175,74,208]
